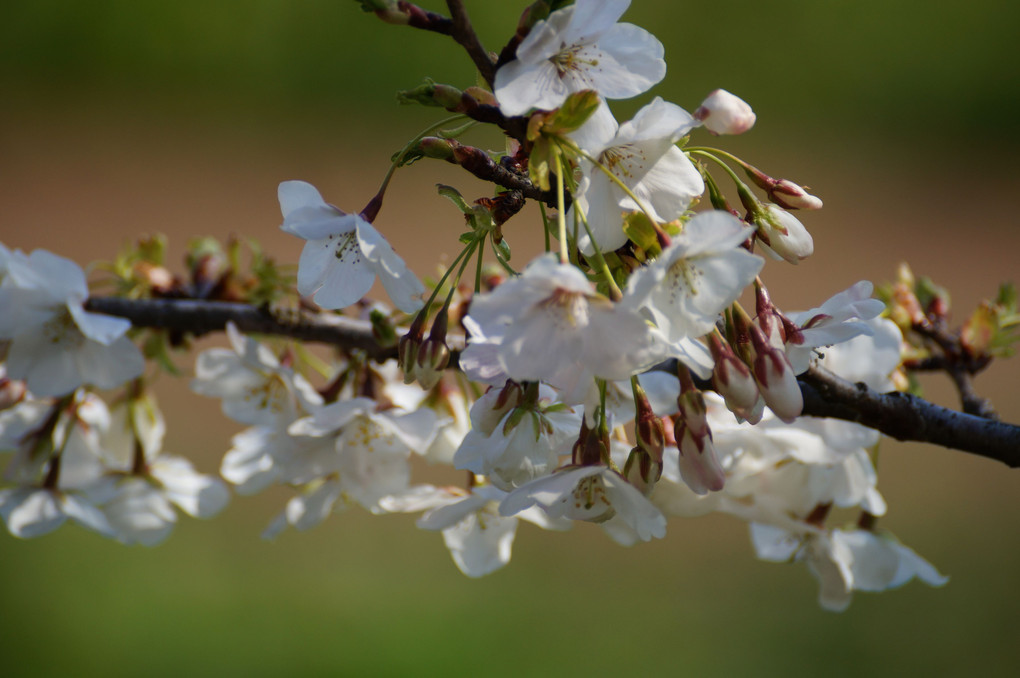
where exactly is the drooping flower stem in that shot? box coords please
[687,149,759,211]
[361,114,469,222]
[571,192,623,301]
[421,239,478,314]
[685,146,751,171]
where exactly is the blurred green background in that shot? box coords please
[1,1,1018,676]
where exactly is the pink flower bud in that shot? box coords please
[673,416,726,495]
[694,89,756,135]
[749,326,803,423]
[769,179,823,210]
[708,334,759,414]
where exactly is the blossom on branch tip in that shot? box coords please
[278,180,424,313]
[494,0,666,116]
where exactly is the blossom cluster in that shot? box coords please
[0,0,952,611]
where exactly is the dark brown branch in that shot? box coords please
[908,315,998,418]
[85,297,401,362]
[392,2,453,35]
[800,365,1019,468]
[438,139,563,208]
[445,0,496,87]
[86,295,1020,468]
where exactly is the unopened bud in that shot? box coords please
[708,334,759,414]
[755,204,814,264]
[397,81,464,110]
[623,447,662,495]
[462,86,497,107]
[673,415,725,495]
[694,89,756,136]
[417,136,456,160]
[0,376,26,411]
[769,179,823,210]
[398,317,425,385]
[632,383,665,462]
[749,325,803,423]
[415,338,450,390]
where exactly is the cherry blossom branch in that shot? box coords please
[85,296,1020,468]
[424,138,561,207]
[85,296,404,362]
[907,317,998,419]
[800,365,1019,468]
[445,0,496,88]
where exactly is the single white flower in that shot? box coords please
[383,484,571,578]
[500,464,667,541]
[626,210,764,341]
[466,253,665,398]
[0,249,143,396]
[751,524,947,611]
[98,396,230,546]
[286,397,439,513]
[0,485,114,539]
[494,0,665,116]
[191,323,323,427]
[453,383,580,491]
[785,281,886,374]
[278,180,424,312]
[570,98,704,253]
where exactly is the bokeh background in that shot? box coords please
[2,1,1018,675]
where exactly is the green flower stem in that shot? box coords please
[554,153,569,264]
[570,189,623,300]
[571,145,659,229]
[687,149,761,212]
[539,203,551,253]
[421,239,477,313]
[684,146,750,170]
[375,114,469,202]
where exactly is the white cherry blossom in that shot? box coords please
[0,249,143,397]
[494,0,665,116]
[453,383,580,491]
[191,323,323,428]
[278,180,424,312]
[382,484,571,578]
[570,98,704,253]
[626,210,764,341]
[500,464,667,542]
[465,253,665,399]
[785,281,886,374]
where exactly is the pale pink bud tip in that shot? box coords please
[771,179,823,210]
[694,89,756,136]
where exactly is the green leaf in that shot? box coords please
[436,184,473,214]
[623,212,660,255]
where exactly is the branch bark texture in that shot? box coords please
[86,296,1020,468]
